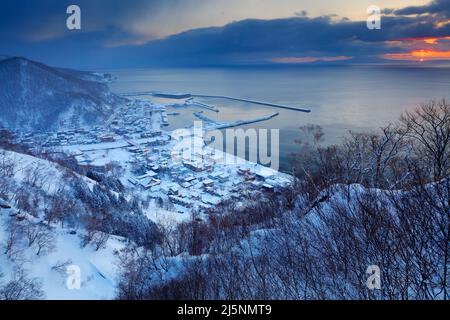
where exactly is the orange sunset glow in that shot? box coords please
[424,38,439,44]
[436,19,450,29]
[383,50,450,61]
[422,36,450,44]
[383,35,450,62]
[395,36,450,45]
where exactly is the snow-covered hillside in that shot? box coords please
[0,149,160,299]
[0,212,124,300]
[0,57,122,131]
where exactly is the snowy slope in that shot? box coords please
[0,149,125,299]
[0,148,168,299]
[0,210,124,300]
[0,148,97,194]
[0,57,122,131]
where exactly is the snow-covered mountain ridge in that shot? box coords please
[0,57,121,131]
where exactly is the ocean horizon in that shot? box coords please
[108,65,450,171]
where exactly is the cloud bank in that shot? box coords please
[0,0,449,67]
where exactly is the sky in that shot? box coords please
[1,0,450,68]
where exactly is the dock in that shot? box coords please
[193,94,311,113]
[120,91,311,113]
[193,112,280,129]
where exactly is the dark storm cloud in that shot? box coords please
[1,0,450,67]
[123,12,450,66]
[392,0,450,16]
[0,0,188,42]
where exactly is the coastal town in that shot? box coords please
[15,97,291,216]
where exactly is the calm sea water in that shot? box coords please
[108,66,450,171]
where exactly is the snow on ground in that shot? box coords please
[76,147,132,167]
[0,149,129,299]
[143,200,192,225]
[0,207,125,300]
[2,149,66,194]
[0,148,188,299]
[1,148,102,194]
[29,233,124,300]
[63,140,130,152]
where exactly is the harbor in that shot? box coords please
[120,91,311,113]
[193,111,280,129]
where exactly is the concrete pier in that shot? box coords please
[120,91,311,113]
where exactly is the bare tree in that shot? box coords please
[22,221,56,256]
[34,225,56,256]
[23,163,48,189]
[24,222,41,247]
[116,246,154,300]
[0,151,16,200]
[113,99,450,300]
[51,259,74,279]
[401,99,450,181]
[91,231,110,251]
[0,150,15,178]
[0,268,4,287]
[2,218,25,261]
[44,192,75,227]
[0,268,45,300]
